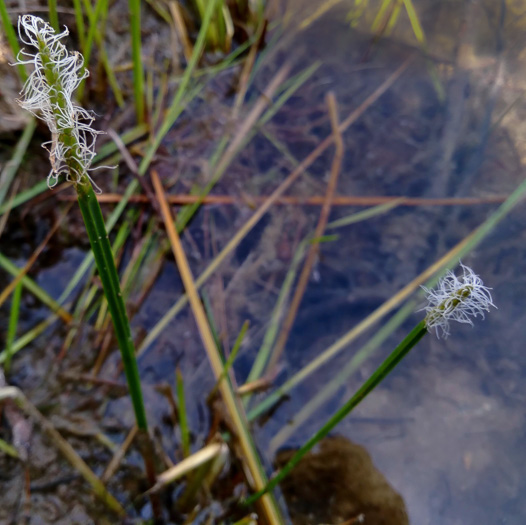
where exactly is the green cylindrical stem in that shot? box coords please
[245,319,428,505]
[34,29,148,431]
[76,182,148,430]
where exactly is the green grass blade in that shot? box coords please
[94,215,132,330]
[5,281,23,373]
[0,313,59,363]
[0,118,37,208]
[0,180,47,216]
[246,239,308,386]
[0,1,27,82]
[402,0,425,44]
[176,368,190,458]
[76,181,148,431]
[0,253,71,322]
[48,0,59,31]
[72,0,86,49]
[77,0,107,100]
[128,0,144,121]
[210,320,249,398]
[245,320,428,504]
[326,199,403,229]
[78,0,123,106]
[371,0,393,33]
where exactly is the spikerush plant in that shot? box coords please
[246,262,496,504]
[12,13,158,505]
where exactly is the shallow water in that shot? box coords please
[2,0,526,523]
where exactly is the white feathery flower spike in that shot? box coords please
[13,14,103,192]
[421,263,496,338]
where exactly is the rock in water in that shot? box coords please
[276,436,409,525]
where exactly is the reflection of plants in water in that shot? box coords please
[247,263,496,504]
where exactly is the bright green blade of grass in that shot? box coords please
[48,0,59,31]
[80,0,124,106]
[402,0,425,43]
[386,1,402,34]
[210,320,249,398]
[4,281,23,373]
[77,0,107,100]
[72,0,86,49]
[0,437,19,458]
[58,179,139,303]
[0,1,27,82]
[245,320,428,504]
[0,118,36,208]
[128,0,144,121]
[371,0,393,33]
[76,181,148,431]
[94,215,132,330]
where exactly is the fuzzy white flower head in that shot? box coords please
[421,263,496,338]
[13,15,103,191]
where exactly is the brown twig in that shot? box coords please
[57,192,507,207]
[268,92,344,373]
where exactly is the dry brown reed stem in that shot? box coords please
[267,92,344,373]
[151,169,283,525]
[0,204,73,324]
[215,62,292,180]
[58,193,507,207]
[232,19,267,119]
[101,425,138,483]
[168,1,193,64]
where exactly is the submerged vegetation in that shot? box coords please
[0,0,525,523]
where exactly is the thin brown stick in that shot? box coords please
[268,92,344,373]
[215,62,292,181]
[58,193,507,207]
[232,19,267,119]
[101,425,138,483]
